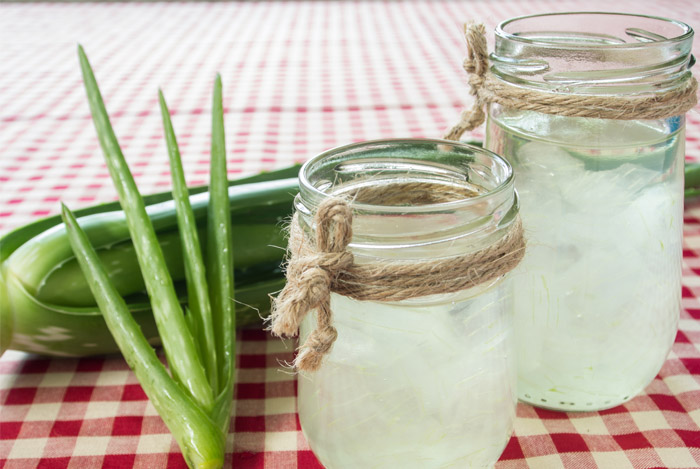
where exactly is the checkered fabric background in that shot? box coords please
[1,1,700,468]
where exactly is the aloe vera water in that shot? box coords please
[298,286,516,468]
[487,111,683,410]
[477,11,694,411]
[293,139,520,468]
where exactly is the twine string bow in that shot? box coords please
[270,198,353,372]
[270,193,526,372]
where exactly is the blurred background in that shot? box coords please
[1,0,698,234]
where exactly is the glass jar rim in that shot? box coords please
[495,11,693,50]
[298,138,515,215]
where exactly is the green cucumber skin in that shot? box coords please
[1,167,299,357]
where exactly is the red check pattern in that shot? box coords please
[1,1,700,468]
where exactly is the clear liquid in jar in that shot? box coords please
[486,111,682,411]
[298,282,516,468]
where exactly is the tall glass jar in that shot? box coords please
[294,139,520,468]
[484,12,693,411]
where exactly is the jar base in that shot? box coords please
[301,420,507,469]
[518,392,638,412]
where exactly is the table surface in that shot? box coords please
[2,1,700,468]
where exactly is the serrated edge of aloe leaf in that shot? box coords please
[159,89,219,392]
[77,45,214,411]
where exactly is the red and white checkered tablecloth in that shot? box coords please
[2,1,700,468]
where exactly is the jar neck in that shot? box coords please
[296,138,518,261]
[491,12,694,96]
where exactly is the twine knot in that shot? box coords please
[270,188,526,373]
[270,198,353,372]
[463,22,488,83]
[444,20,699,141]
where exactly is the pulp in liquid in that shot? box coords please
[486,112,682,411]
[298,282,516,468]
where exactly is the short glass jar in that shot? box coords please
[294,139,520,468]
[484,12,693,411]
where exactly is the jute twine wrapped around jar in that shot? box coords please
[443,22,698,142]
[269,185,525,372]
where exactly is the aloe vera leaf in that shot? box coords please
[0,266,13,356]
[685,187,700,199]
[207,76,236,429]
[35,224,283,307]
[3,273,284,357]
[159,89,219,390]
[78,45,213,411]
[1,137,297,362]
[6,178,296,305]
[686,162,700,191]
[0,164,299,278]
[61,204,224,468]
